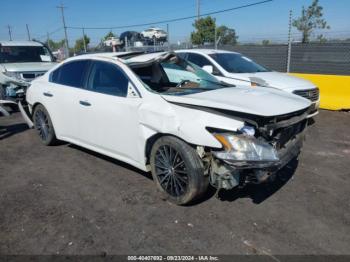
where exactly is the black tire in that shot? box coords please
[33,104,58,146]
[150,136,209,205]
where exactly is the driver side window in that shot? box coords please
[88,61,129,97]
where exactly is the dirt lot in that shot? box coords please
[0,110,349,255]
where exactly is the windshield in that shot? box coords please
[209,53,270,73]
[129,54,230,96]
[0,45,53,63]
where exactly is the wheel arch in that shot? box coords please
[144,133,198,165]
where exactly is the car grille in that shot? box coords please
[293,88,319,102]
[20,72,45,82]
[273,120,307,149]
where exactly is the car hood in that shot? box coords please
[225,71,316,90]
[1,62,57,72]
[161,86,311,117]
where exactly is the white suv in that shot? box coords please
[141,27,167,41]
[0,41,56,101]
[176,49,320,117]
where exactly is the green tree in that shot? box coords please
[262,39,270,45]
[191,16,216,45]
[292,0,330,43]
[74,35,90,52]
[216,25,238,45]
[191,16,238,46]
[45,39,65,50]
[103,31,116,40]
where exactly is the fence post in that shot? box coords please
[287,10,292,73]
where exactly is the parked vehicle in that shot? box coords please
[0,41,57,101]
[119,31,144,48]
[24,52,312,205]
[141,27,167,41]
[175,49,319,117]
[103,37,121,47]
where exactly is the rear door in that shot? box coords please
[44,59,91,140]
[76,60,142,165]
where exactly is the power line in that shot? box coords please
[35,27,62,40]
[67,0,273,30]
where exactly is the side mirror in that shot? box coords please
[202,65,213,74]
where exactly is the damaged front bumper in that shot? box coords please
[209,133,304,190]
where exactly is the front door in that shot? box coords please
[76,60,142,166]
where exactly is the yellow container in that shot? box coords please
[290,73,350,110]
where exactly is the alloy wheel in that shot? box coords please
[154,145,189,197]
[34,109,50,141]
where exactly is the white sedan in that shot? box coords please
[175,49,319,117]
[25,52,311,205]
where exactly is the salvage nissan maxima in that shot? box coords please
[24,52,312,205]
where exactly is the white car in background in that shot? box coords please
[0,41,56,101]
[176,49,319,117]
[141,27,167,41]
[24,52,311,205]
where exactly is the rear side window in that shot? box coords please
[88,61,129,97]
[50,60,90,88]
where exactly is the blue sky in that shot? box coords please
[1,0,349,45]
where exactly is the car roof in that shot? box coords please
[66,51,172,65]
[0,40,44,47]
[123,52,168,63]
[79,51,134,58]
[175,48,240,55]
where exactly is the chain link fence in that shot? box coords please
[181,42,350,75]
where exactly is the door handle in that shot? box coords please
[79,100,91,106]
[43,92,53,97]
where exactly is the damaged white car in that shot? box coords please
[24,52,311,205]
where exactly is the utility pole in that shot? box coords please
[57,3,69,58]
[196,0,200,21]
[214,26,217,49]
[82,27,87,53]
[167,23,170,51]
[26,24,31,40]
[7,25,12,41]
[47,32,50,49]
[287,10,292,73]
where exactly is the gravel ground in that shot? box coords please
[0,110,349,255]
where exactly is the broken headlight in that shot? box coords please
[213,132,278,162]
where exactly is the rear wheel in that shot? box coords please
[33,104,58,146]
[150,136,208,205]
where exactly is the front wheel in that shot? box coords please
[33,104,58,146]
[150,136,209,205]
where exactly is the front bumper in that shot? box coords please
[306,100,320,118]
[209,133,304,189]
[218,132,304,171]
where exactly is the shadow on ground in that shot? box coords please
[68,142,297,206]
[68,144,153,180]
[0,123,29,140]
[216,158,298,204]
